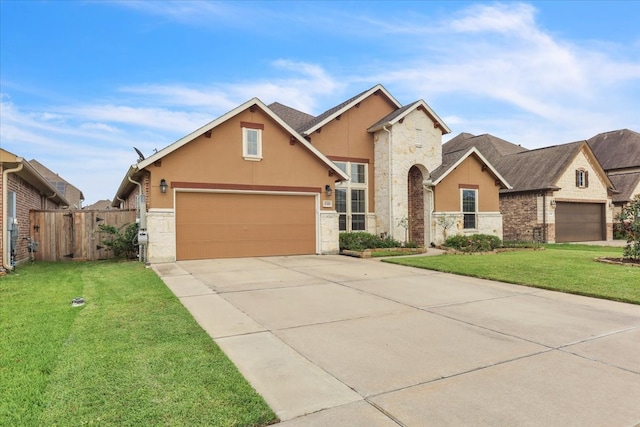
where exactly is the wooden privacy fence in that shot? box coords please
[29,209,137,261]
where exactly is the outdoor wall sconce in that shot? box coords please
[550,199,556,208]
[325,184,332,196]
[33,225,40,233]
[160,179,168,194]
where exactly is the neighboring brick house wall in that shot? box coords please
[5,174,60,264]
[500,192,546,242]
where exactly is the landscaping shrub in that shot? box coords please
[339,232,402,251]
[98,222,139,259]
[444,234,502,252]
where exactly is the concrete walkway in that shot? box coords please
[153,254,640,426]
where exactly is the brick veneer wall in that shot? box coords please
[5,174,61,264]
[408,166,424,245]
[500,192,547,242]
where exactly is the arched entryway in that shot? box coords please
[408,166,424,246]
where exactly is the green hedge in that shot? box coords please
[339,232,402,251]
[444,234,502,252]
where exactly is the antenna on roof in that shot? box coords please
[133,147,145,162]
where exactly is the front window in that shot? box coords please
[576,169,588,188]
[462,188,477,229]
[335,161,368,232]
[242,123,263,160]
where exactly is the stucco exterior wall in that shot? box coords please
[308,92,398,213]
[434,155,501,213]
[145,107,335,212]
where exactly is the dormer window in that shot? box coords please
[576,169,589,188]
[241,122,264,161]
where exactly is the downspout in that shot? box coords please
[127,174,147,263]
[127,175,146,229]
[45,192,58,209]
[383,125,393,239]
[2,161,24,270]
[424,180,435,246]
[116,196,125,209]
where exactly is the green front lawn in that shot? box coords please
[0,261,276,427]
[384,244,640,304]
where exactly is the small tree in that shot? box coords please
[617,194,640,260]
[436,213,457,241]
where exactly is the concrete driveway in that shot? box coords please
[153,255,640,426]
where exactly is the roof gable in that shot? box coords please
[134,98,349,180]
[367,99,451,134]
[498,141,612,193]
[301,84,402,135]
[430,147,511,189]
[28,159,85,202]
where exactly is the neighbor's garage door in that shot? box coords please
[176,192,316,260]
[555,202,604,242]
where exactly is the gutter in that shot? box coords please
[2,161,24,270]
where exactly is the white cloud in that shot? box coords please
[112,0,234,23]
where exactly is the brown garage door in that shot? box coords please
[555,202,604,242]
[176,192,316,260]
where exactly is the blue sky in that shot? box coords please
[1,1,639,205]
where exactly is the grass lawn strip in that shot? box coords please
[0,261,277,427]
[384,244,640,305]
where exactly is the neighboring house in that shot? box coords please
[84,199,113,210]
[0,149,69,270]
[112,84,509,262]
[587,129,640,217]
[29,159,85,209]
[444,134,616,243]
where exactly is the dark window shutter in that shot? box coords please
[576,170,580,187]
[585,170,589,187]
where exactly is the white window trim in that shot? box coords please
[576,169,588,188]
[461,188,478,230]
[335,161,368,232]
[242,127,262,161]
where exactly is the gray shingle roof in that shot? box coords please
[301,86,375,133]
[267,102,315,133]
[587,129,640,171]
[443,133,528,166]
[609,172,640,203]
[367,102,418,131]
[497,142,586,193]
[429,149,468,182]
